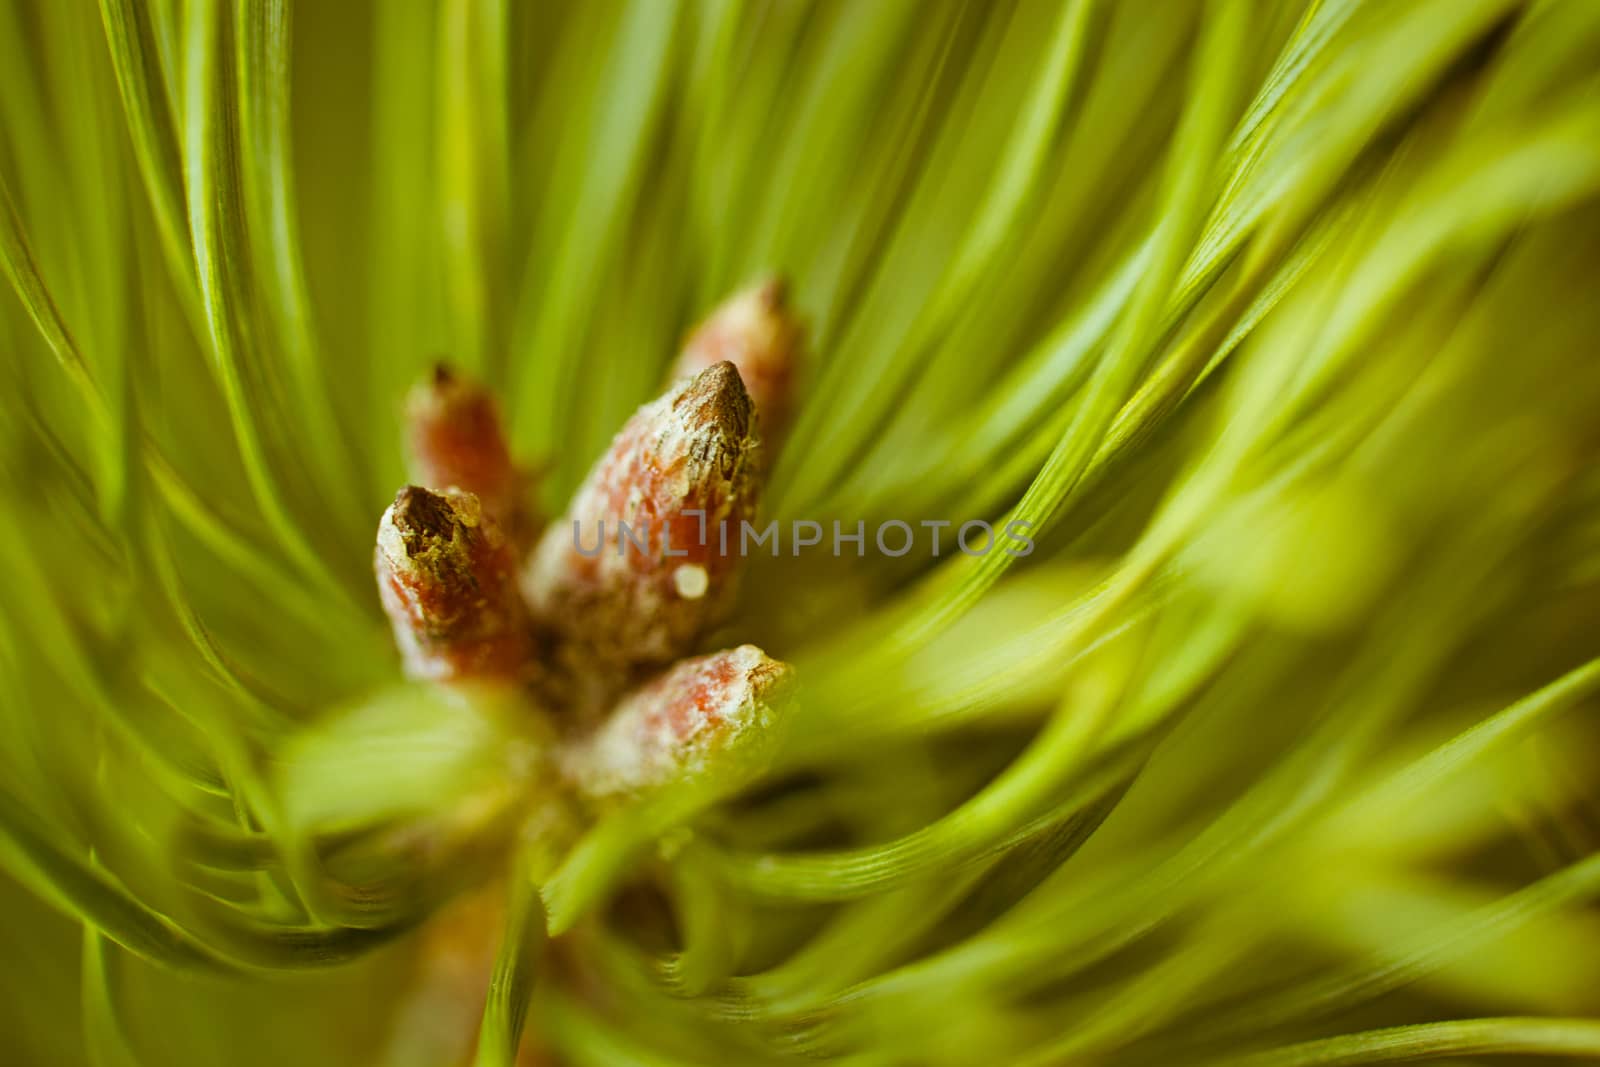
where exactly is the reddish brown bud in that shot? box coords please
[405,365,533,542]
[523,363,762,669]
[376,486,533,682]
[565,645,796,798]
[673,278,802,449]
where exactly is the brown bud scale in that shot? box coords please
[376,487,532,682]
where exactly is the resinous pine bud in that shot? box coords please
[405,365,530,541]
[565,645,796,798]
[376,486,532,682]
[523,362,762,668]
[672,278,802,449]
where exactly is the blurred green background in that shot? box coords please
[4,1,1600,1064]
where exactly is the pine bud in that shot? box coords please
[565,645,796,799]
[405,365,532,542]
[673,278,802,450]
[523,362,762,669]
[376,486,533,682]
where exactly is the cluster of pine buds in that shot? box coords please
[375,277,802,840]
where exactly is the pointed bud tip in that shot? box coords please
[724,274,790,315]
[392,483,473,537]
[405,362,479,416]
[403,366,532,540]
[677,360,755,440]
[686,358,749,401]
[379,486,482,565]
[750,275,788,311]
[744,647,798,705]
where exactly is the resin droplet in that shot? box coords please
[566,645,796,798]
[376,486,532,682]
[673,563,709,600]
[523,362,762,669]
[672,278,803,450]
